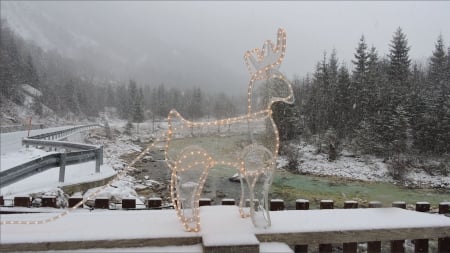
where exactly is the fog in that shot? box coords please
[2,1,450,94]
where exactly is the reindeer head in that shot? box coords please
[244,28,287,78]
[244,28,294,114]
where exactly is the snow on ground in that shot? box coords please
[0,125,117,198]
[278,141,450,189]
[0,161,116,198]
[0,147,54,171]
[82,175,145,208]
[0,125,75,154]
[0,119,171,206]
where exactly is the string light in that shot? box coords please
[2,28,294,232]
[167,28,294,231]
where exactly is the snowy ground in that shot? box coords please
[0,126,116,198]
[277,141,450,189]
[0,119,171,206]
[0,125,75,155]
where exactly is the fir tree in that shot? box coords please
[388,27,411,97]
[335,65,352,138]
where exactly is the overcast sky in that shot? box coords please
[2,1,450,90]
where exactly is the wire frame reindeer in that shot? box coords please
[165,28,294,232]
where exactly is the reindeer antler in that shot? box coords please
[244,28,286,76]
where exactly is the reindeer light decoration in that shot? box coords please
[166,28,294,232]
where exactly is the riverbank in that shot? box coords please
[278,141,450,190]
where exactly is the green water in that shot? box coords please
[271,171,450,209]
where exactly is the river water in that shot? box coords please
[129,147,449,210]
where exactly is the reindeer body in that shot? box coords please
[166,29,294,232]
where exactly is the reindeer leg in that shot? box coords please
[239,144,274,228]
[171,146,212,232]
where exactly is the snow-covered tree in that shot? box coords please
[388,27,411,87]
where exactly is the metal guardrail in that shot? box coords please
[0,124,103,188]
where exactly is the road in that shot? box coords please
[0,126,75,155]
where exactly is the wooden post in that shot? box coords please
[95,197,109,209]
[221,198,235,205]
[369,201,382,208]
[319,200,334,253]
[438,202,450,253]
[148,197,162,209]
[320,200,334,209]
[270,199,284,211]
[391,201,406,253]
[344,200,358,209]
[122,198,136,209]
[368,201,382,253]
[59,152,66,183]
[68,197,83,208]
[41,196,57,208]
[392,201,406,209]
[343,200,358,253]
[415,202,430,253]
[295,199,309,210]
[295,199,309,253]
[199,198,211,206]
[14,196,31,207]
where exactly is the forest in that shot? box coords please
[1,19,449,163]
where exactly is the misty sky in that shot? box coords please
[2,1,450,92]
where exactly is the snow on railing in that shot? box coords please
[0,198,448,253]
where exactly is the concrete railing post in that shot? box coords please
[59,152,66,183]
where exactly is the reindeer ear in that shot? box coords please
[276,28,287,56]
[244,49,260,76]
[243,28,287,76]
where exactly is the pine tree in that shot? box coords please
[328,49,339,131]
[378,27,412,157]
[132,87,145,133]
[428,35,450,153]
[335,65,352,139]
[352,35,369,82]
[388,27,411,99]
[116,84,129,119]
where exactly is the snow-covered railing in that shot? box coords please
[0,204,449,252]
[0,125,103,188]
